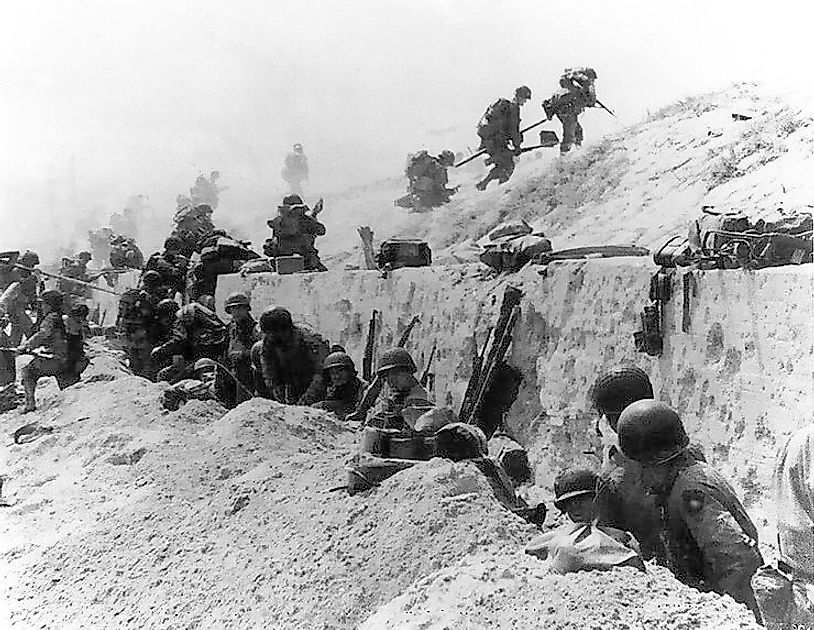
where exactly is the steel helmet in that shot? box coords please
[553,467,598,509]
[293,143,303,151]
[617,400,689,465]
[376,348,417,374]
[156,298,180,317]
[515,85,532,100]
[193,357,217,372]
[224,292,251,312]
[19,250,40,267]
[164,236,183,252]
[39,289,64,310]
[259,306,293,332]
[323,351,356,373]
[282,194,303,207]
[589,366,654,429]
[78,251,93,261]
[438,150,455,166]
[141,270,161,286]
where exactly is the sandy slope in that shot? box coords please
[315,83,813,266]
[0,349,761,629]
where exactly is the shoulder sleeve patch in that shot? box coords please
[681,488,705,515]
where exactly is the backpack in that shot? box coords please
[376,239,432,270]
[560,67,597,90]
[477,98,511,138]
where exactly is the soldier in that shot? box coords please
[144,236,190,299]
[161,357,224,411]
[403,150,457,211]
[116,270,164,378]
[617,400,763,615]
[542,67,597,155]
[475,85,531,191]
[151,294,227,382]
[264,195,327,271]
[362,348,435,429]
[282,143,309,196]
[256,306,329,405]
[171,204,215,258]
[221,292,259,407]
[190,170,221,210]
[62,303,91,387]
[0,250,40,347]
[109,237,143,270]
[17,289,71,412]
[311,351,369,420]
[591,366,706,559]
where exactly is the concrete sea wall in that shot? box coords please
[217,261,813,545]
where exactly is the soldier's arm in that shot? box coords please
[22,313,56,351]
[675,483,762,605]
[297,337,329,405]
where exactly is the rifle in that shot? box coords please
[419,341,437,388]
[458,327,491,422]
[469,305,520,428]
[13,264,122,297]
[459,286,523,423]
[454,118,550,168]
[594,99,616,118]
[362,309,378,382]
[308,198,324,218]
[0,347,55,360]
[348,314,420,423]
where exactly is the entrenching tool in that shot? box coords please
[454,118,553,167]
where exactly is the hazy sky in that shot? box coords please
[0,0,809,255]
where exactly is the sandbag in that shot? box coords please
[525,522,645,574]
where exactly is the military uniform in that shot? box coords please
[259,325,329,405]
[222,314,259,406]
[151,301,227,370]
[368,379,434,430]
[144,251,189,299]
[476,97,523,190]
[19,305,71,411]
[62,308,91,387]
[405,151,456,209]
[282,147,308,196]
[312,376,369,420]
[117,287,162,378]
[264,205,327,271]
[543,67,597,155]
[654,457,763,613]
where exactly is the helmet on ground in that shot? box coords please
[156,298,180,317]
[141,270,161,286]
[376,348,417,374]
[515,85,532,100]
[224,292,251,312]
[39,289,64,310]
[78,251,92,261]
[553,467,598,509]
[193,357,217,372]
[617,400,689,466]
[589,366,653,429]
[323,351,356,372]
[259,306,293,332]
[438,150,455,166]
[164,237,183,253]
[282,194,303,207]
[19,250,40,267]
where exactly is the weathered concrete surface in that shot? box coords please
[218,261,813,549]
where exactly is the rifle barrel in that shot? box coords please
[15,264,122,296]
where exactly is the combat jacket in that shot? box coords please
[260,326,330,405]
[152,302,226,363]
[313,376,369,420]
[369,379,434,430]
[22,312,68,363]
[658,458,763,612]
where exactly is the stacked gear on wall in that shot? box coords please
[375,239,432,271]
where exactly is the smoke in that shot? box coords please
[0,0,808,263]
